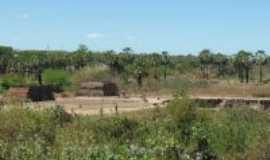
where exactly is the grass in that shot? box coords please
[189,80,270,97]
[0,98,269,159]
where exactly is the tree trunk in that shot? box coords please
[206,65,208,80]
[259,65,263,83]
[163,68,167,80]
[200,65,204,79]
[37,70,43,85]
[137,73,143,87]
[245,67,249,84]
[238,64,244,83]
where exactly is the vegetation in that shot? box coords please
[42,69,71,92]
[0,74,26,90]
[0,98,268,160]
[0,44,270,159]
[1,45,270,93]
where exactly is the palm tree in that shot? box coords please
[255,50,267,83]
[72,44,92,70]
[199,49,212,79]
[161,51,170,80]
[130,56,149,87]
[234,50,254,83]
[122,47,134,54]
[213,53,228,78]
[150,53,162,80]
[0,46,13,73]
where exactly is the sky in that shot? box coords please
[1,0,270,54]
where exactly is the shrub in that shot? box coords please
[167,97,197,144]
[0,74,25,90]
[94,117,139,143]
[48,105,73,127]
[0,107,57,144]
[42,69,71,92]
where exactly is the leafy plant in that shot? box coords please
[0,74,25,90]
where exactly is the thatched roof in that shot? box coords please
[76,89,104,97]
[77,81,119,97]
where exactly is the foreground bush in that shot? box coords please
[0,101,269,159]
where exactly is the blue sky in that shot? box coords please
[1,0,270,54]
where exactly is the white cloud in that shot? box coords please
[87,33,104,39]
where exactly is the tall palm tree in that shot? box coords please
[122,47,133,54]
[199,49,212,79]
[234,50,254,83]
[213,53,228,78]
[161,51,170,80]
[0,46,13,74]
[255,50,267,83]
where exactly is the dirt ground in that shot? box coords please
[35,96,171,115]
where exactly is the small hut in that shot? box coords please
[76,81,119,97]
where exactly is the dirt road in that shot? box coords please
[14,95,270,115]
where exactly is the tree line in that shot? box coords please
[0,44,269,87]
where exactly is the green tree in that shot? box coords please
[199,49,213,79]
[150,53,162,80]
[0,46,13,74]
[234,50,254,83]
[122,47,134,54]
[161,51,170,80]
[255,50,267,83]
[129,56,149,87]
[213,53,228,78]
[71,44,92,70]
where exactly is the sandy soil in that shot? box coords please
[35,96,171,115]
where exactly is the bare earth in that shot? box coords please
[36,96,171,115]
[5,95,270,115]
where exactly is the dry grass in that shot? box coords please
[190,80,270,97]
[71,65,112,85]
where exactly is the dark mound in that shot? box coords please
[103,82,119,96]
[27,85,55,102]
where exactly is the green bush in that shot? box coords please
[167,97,197,144]
[0,74,25,90]
[42,69,71,92]
[0,103,269,159]
[49,105,73,127]
[94,117,139,143]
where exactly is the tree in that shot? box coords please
[129,56,149,87]
[212,53,228,78]
[161,51,170,80]
[255,50,267,83]
[122,47,134,54]
[150,53,162,80]
[199,49,212,79]
[0,46,13,73]
[234,50,254,83]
